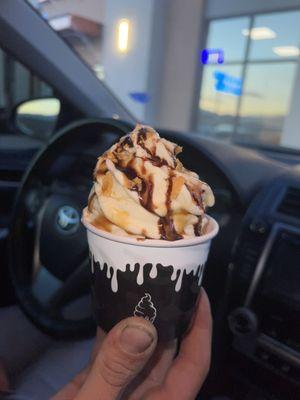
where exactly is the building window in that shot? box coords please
[197,10,300,148]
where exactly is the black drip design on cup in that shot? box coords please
[91,256,205,293]
[90,258,205,340]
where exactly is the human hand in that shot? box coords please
[52,288,212,400]
[0,359,9,394]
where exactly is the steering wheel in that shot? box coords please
[9,119,133,339]
[9,118,239,341]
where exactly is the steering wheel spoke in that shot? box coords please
[48,258,90,312]
[32,202,48,281]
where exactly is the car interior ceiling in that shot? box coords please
[1,1,300,400]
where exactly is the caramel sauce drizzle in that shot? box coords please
[93,214,113,232]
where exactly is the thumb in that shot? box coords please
[75,317,157,400]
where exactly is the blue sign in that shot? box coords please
[201,48,224,65]
[214,71,242,96]
[129,92,150,104]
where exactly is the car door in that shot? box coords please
[0,44,65,306]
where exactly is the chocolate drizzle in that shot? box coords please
[137,127,153,158]
[166,175,173,213]
[113,134,133,157]
[187,183,203,209]
[115,164,137,180]
[137,127,148,142]
[136,127,168,167]
[157,174,183,241]
[159,216,182,241]
[90,124,212,241]
[122,135,133,147]
[137,128,172,169]
[142,176,154,211]
[151,156,168,168]
[116,161,154,212]
[193,217,202,237]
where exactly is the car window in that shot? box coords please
[28,0,300,152]
[0,46,54,122]
[198,11,300,149]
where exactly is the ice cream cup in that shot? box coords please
[82,214,219,341]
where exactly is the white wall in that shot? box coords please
[39,0,156,121]
[102,0,155,121]
[156,0,205,131]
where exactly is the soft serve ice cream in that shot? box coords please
[83,124,219,339]
[84,125,214,240]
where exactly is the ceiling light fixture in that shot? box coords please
[242,27,276,40]
[272,46,300,57]
[117,19,130,53]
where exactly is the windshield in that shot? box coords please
[28,0,300,152]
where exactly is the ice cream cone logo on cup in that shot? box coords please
[134,293,157,323]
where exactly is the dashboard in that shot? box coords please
[228,176,300,398]
[170,132,300,398]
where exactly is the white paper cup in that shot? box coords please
[82,215,219,341]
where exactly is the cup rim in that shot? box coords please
[82,214,219,248]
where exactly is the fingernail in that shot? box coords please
[120,325,153,354]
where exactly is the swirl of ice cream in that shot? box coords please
[83,124,215,240]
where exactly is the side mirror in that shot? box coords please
[14,98,61,138]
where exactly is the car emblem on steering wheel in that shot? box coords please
[56,205,80,234]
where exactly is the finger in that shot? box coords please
[123,340,177,399]
[159,288,212,400]
[51,368,88,400]
[52,328,106,400]
[90,327,106,363]
[74,317,157,400]
[0,360,9,393]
